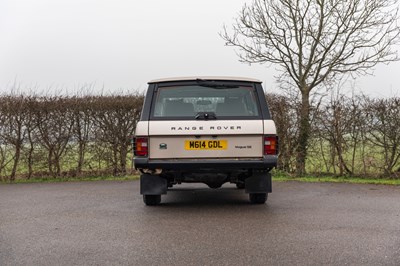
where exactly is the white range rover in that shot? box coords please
[133,77,278,205]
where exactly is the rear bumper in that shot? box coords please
[134,156,277,171]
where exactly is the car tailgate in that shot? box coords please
[148,120,263,159]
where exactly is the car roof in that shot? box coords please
[148,76,262,84]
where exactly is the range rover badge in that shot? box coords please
[159,143,167,150]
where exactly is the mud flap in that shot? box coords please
[140,174,168,195]
[245,172,272,194]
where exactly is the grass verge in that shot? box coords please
[0,175,139,184]
[273,173,400,186]
[1,173,399,186]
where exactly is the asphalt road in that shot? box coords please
[1,180,400,266]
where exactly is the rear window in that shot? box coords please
[151,85,260,119]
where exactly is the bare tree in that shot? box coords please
[0,101,12,179]
[0,96,27,181]
[23,96,39,179]
[71,96,93,175]
[34,97,75,177]
[314,92,365,176]
[266,92,300,172]
[364,97,400,176]
[0,145,7,180]
[91,94,143,176]
[222,0,400,175]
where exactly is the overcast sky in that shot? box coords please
[1,0,399,97]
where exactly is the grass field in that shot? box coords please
[1,172,399,186]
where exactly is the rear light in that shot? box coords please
[134,137,148,157]
[264,135,278,155]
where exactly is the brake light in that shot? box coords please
[134,137,148,157]
[264,135,278,155]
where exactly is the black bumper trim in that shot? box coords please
[134,156,277,170]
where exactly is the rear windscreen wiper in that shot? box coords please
[195,112,217,120]
[196,79,239,89]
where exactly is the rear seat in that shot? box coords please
[216,98,247,116]
[164,100,195,116]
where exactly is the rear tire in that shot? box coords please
[249,193,267,204]
[143,195,161,206]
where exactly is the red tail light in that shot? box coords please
[134,137,148,157]
[264,135,278,155]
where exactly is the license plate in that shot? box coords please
[185,140,227,150]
